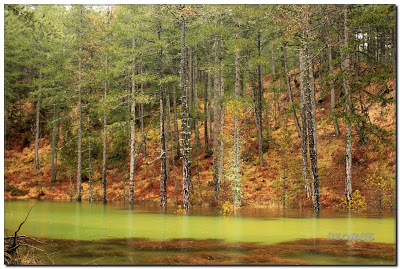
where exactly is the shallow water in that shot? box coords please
[4,200,396,265]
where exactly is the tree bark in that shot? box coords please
[213,37,221,201]
[299,48,312,198]
[207,54,212,141]
[328,36,341,137]
[76,47,82,202]
[140,62,147,157]
[343,5,353,205]
[256,32,264,166]
[88,86,93,203]
[34,63,42,171]
[128,36,136,205]
[204,72,210,154]
[218,39,225,194]
[158,22,167,208]
[303,15,320,211]
[102,54,108,205]
[180,12,191,211]
[282,43,301,138]
[51,104,58,183]
[193,51,200,148]
[172,79,181,159]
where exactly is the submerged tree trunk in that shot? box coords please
[128,36,136,205]
[343,5,353,205]
[181,12,191,211]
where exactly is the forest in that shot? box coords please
[5,4,396,213]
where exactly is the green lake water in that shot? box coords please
[4,200,396,265]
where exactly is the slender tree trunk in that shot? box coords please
[102,54,108,205]
[88,87,93,203]
[233,25,242,207]
[76,49,82,202]
[343,5,353,204]
[128,36,136,205]
[51,105,58,183]
[181,13,191,211]
[256,32,264,166]
[34,63,42,171]
[272,44,276,80]
[140,62,147,157]
[193,52,200,148]
[167,93,178,202]
[158,22,167,208]
[299,48,312,198]
[207,56,212,141]
[303,17,320,211]
[213,37,221,201]
[218,40,225,194]
[172,79,181,159]
[328,37,341,137]
[282,44,301,138]
[204,72,210,154]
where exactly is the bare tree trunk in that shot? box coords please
[213,37,221,201]
[299,48,311,198]
[181,12,191,211]
[158,22,167,208]
[128,36,136,205]
[232,25,242,207]
[207,56,212,141]
[303,17,320,211]
[167,93,178,202]
[34,63,42,171]
[343,5,353,205]
[282,44,301,138]
[140,62,147,157]
[193,52,200,148]
[172,79,181,159]
[218,40,225,194]
[102,54,108,205]
[328,36,340,137]
[204,72,210,154]
[76,48,82,202]
[256,32,264,166]
[272,44,276,80]
[51,105,58,183]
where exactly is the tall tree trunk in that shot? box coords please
[232,25,242,207]
[158,22,167,208]
[328,36,341,137]
[256,32,264,166]
[213,37,221,201]
[303,16,320,211]
[207,54,212,141]
[51,105,58,183]
[218,40,225,194]
[88,87,93,203]
[204,72,210,154]
[180,12,191,211]
[140,62,147,157]
[34,63,42,171]
[76,48,82,202]
[272,44,276,80]
[193,51,200,148]
[102,54,108,205]
[282,43,301,138]
[172,79,181,159]
[343,5,353,204]
[128,36,136,205]
[299,48,311,198]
